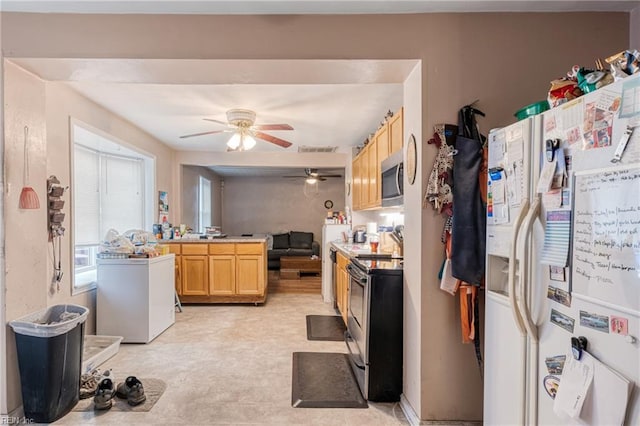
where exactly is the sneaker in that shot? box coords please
[93,378,116,410]
[116,376,147,406]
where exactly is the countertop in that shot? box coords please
[330,241,401,259]
[160,236,268,244]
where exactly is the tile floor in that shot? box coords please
[56,293,409,425]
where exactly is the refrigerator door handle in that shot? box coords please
[517,195,541,342]
[509,198,530,337]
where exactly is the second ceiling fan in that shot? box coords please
[179,108,294,151]
[283,168,343,182]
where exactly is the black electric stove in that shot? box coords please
[351,257,403,275]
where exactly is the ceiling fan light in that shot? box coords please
[242,134,257,150]
[305,177,318,184]
[227,133,241,150]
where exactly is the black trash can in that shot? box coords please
[9,304,89,423]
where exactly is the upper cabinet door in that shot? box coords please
[389,107,404,154]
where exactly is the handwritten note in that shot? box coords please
[572,167,640,311]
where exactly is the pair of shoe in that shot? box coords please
[94,376,146,410]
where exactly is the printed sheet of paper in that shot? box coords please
[488,131,506,169]
[553,352,594,419]
[565,351,633,425]
[540,210,571,267]
[537,159,557,194]
[619,77,640,118]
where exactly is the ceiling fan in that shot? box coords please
[179,108,294,151]
[283,168,343,183]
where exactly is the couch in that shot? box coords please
[267,231,320,270]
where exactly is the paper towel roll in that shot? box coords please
[366,222,378,235]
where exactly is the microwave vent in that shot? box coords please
[297,145,337,153]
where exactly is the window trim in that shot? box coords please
[70,118,156,295]
[198,175,212,233]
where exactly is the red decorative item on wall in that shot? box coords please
[19,126,40,209]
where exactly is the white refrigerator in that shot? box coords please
[321,224,350,303]
[484,73,640,425]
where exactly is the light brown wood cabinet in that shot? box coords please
[336,252,350,324]
[165,243,182,294]
[389,107,404,154]
[352,154,363,210]
[164,241,267,304]
[351,107,403,211]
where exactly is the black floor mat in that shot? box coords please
[306,315,346,341]
[291,352,367,408]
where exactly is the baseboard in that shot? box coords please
[399,395,482,426]
[0,405,24,424]
[400,394,420,426]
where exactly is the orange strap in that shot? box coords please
[459,285,478,344]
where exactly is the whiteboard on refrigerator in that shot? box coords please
[572,166,640,313]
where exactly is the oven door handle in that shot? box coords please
[344,331,366,370]
[346,263,368,284]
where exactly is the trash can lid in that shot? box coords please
[9,304,89,338]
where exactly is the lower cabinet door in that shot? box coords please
[209,255,236,295]
[236,255,264,295]
[181,255,209,296]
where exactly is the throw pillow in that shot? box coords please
[289,231,313,249]
[272,233,290,249]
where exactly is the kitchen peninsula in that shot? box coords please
[163,237,268,304]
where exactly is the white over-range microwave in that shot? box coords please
[380,150,404,207]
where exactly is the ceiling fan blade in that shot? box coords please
[252,124,294,131]
[179,130,226,139]
[253,131,293,148]
[282,176,307,178]
[318,174,343,178]
[203,118,230,126]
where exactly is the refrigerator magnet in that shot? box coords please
[610,316,629,335]
[545,355,566,375]
[543,375,560,399]
[550,309,575,333]
[579,310,610,333]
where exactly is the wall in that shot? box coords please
[2,62,175,414]
[632,6,640,50]
[181,165,222,231]
[3,61,49,414]
[1,11,629,421]
[222,176,344,244]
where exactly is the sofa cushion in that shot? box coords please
[289,231,313,249]
[272,233,290,249]
[268,249,289,260]
[287,248,313,257]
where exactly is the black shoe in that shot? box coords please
[116,376,147,406]
[93,378,116,410]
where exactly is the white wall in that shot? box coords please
[2,62,175,414]
[3,62,49,413]
[401,63,424,417]
[222,176,345,244]
[181,165,222,231]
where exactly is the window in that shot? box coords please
[72,122,154,292]
[199,176,211,233]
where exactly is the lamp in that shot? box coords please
[226,130,257,151]
[305,177,318,184]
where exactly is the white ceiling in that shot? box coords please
[12,58,412,154]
